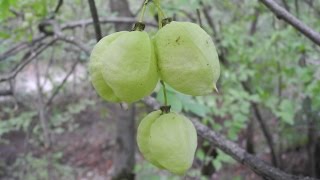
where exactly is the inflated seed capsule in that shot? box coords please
[137,110,197,175]
[89,23,159,103]
[154,21,220,96]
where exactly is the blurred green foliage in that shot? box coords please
[1,0,320,179]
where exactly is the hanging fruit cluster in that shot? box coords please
[88,0,220,175]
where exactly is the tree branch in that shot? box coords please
[0,89,13,96]
[0,17,156,62]
[45,59,79,107]
[143,97,317,180]
[303,0,320,17]
[241,81,279,167]
[259,0,320,46]
[192,119,316,180]
[87,0,102,42]
[54,0,64,14]
[280,0,290,12]
[57,36,90,54]
[0,35,47,62]
[200,1,218,37]
[0,39,57,82]
[61,17,157,30]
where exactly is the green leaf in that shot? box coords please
[156,87,183,112]
[196,149,205,160]
[275,100,295,125]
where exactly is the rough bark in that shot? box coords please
[109,0,133,31]
[143,97,317,180]
[87,0,102,41]
[259,0,320,46]
[113,104,136,180]
[193,119,317,180]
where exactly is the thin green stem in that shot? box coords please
[154,3,166,18]
[154,0,166,28]
[156,0,168,108]
[139,0,149,22]
[160,80,168,106]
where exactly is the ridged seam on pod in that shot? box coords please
[137,110,197,175]
[89,23,159,103]
[154,21,220,96]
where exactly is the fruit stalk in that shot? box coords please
[160,80,168,107]
[154,3,166,23]
[155,1,169,108]
[139,0,150,22]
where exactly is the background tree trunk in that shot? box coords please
[112,104,136,180]
[110,0,133,30]
[109,1,135,179]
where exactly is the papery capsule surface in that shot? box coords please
[154,21,220,96]
[89,31,159,103]
[137,111,197,175]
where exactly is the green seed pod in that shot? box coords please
[89,29,159,103]
[154,21,220,96]
[136,110,164,169]
[137,110,197,175]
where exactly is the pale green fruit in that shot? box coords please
[136,110,164,169]
[154,21,220,96]
[89,31,159,103]
[89,32,125,102]
[137,111,197,175]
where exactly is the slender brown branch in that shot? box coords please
[280,0,290,12]
[192,119,316,180]
[196,9,203,27]
[61,17,157,30]
[200,0,218,37]
[303,0,320,16]
[294,0,299,17]
[259,0,320,46]
[143,96,316,180]
[45,59,79,107]
[54,0,64,14]
[87,0,102,41]
[1,17,156,62]
[165,7,197,22]
[249,8,260,35]
[0,39,57,82]
[57,36,90,55]
[0,89,13,96]
[0,35,47,62]
[245,8,279,166]
[40,47,55,92]
[44,35,88,107]
[241,81,279,167]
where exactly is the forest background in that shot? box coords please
[0,0,320,179]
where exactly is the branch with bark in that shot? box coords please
[0,89,13,96]
[0,17,156,63]
[45,58,80,107]
[87,0,102,42]
[0,35,47,62]
[259,0,320,46]
[61,17,157,30]
[0,39,57,82]
[143,96,317,180]
[193,119,316,180]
